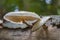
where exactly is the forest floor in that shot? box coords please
[0,25,60,40]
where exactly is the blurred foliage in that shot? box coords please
[0,0,16,18]
[0,0,59,19]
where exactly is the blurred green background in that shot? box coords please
[0,0,60,19]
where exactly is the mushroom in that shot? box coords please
[3,11,40,29]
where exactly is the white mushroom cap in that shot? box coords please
[39,16,51,26]
[4,11,40,24]
[3,11,40,28]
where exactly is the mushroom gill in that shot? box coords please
[6,16,39,22]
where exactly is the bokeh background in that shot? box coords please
[0,0,60,19]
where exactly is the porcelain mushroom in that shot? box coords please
[3,11,40,29]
